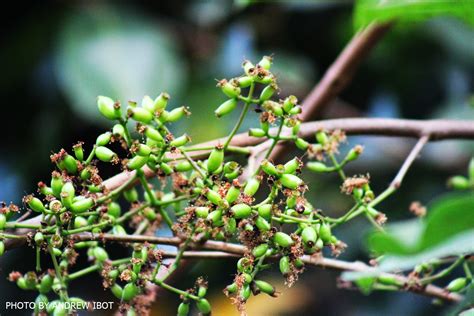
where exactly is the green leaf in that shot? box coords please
[354,0,474,30]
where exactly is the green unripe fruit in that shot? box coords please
[113,225,127,235]
[39,274,53,294]
[225,186,240,204]
[0,241,4,256]
[0,214,5,230]
[127,155,149,170]
[34,232,44,245]
[74,216,88,228]
[198,286,207,298]
[295,138,309,150]
[166,106,188,122]
[61,182,75,208]
[61,155,78,174]
[129,106,153,123]
[237,257,253,274]
[237,76,253,88]
[219,80,241,98]
[207,210,223,227]
[111,284,123,299]
[196,298,211,315]
[17,277,29,290]
[141,95,154,113]
[177,302,190,316]
[51,173,64,198]
[112,123,125,136]
[261,160,278,176]
[252,244,269,258]
[226,282,238,294]
[159,162,173,175]
[258,204,272,220]
[122,283,139,301]
[319,224,332,243]
[153,92,170,111]
[175,161,193,172]
[95,146,117,162]
[346,146,363,162]
[195,207,209,219]
[136,144,151,156]
[70,197,94,214]
[170,134,190,147]
[53,303,67,316]
[240,284,251,301]
[307,161,330,173]
[107,202,121,218]
[255,216,271,232]
[260,84,277,101]
[52,248,62,257]
[215,99,238,118]
[97,96,121,120]
[446,277,467,292]
[448,176,471,190]
[294,258,304,269]
[249,128,266,137]
[225,217,237,234]
[282,95,297,113]
[242,60,255,74]
[469,157,474,180]
[316,131,329,145]
[254,280,276,296]
[144,127,164,143]
[207,147,224,174]
[124,188,139,203]
[258,55,272,70]
[96,132,112,146]
[274,232,293,248]
[26,196,45,213]
[206,189,223,206]
[280,174,303,190]
[231,204,252,219]
[93,247,109,262]
[244,177,260,196]
[279,256,290,276]
[302,226,317,247]
[284,158,300,174]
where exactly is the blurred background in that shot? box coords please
[0,1,473,315]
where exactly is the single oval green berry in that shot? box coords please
[35,294,49,313]
[34,232,44,245]
[144,127,164,143]
[107,202,121,218]
[141,95,155,113]
[165,106,188,122]
[112,123,125,137]
[258,55,273,70]
[61,182,75,208]
[122,283,139,302]
[177,302,190,316]
[249,128,266,138]
[254,279,276,296]
[301,226,317,247]
[174,161,193,172]
[95,146,117,163]
[159,162,173,175]
[279,256,290,276]
[153,92,170,111]
[25,195,45,213]
[111,283,123,299]
[280,174,303,190]
[124,188,139,203]
[195,207,209,219]
[207,210,223,227]
[307,161,330,173]
[240,284,251,301]
[226,282,238,294]
[207,147,224,174]
[129,106,153,123]
[377,275,401,287]
[255,216,271,232]
[113,225,127,235]
[237,257,253,274]
[282,95,297,113]
[96,132,112,146]
[61,155,78,174]
[448,176,471,190]
[274,232,293,248]
[284,158,300,174]
[252,244,269,258]
[97,96,121,120]
[39,274,53,294]
[74,216,88,229]
[51,172,64,198]
[93,246,109,262]
[225,217,237,234]
[170,134,190,147]
[260,83,277,101]
[231,204,252,219]
[215,99,238,118]
[244,177,260,196]
[261,160,278,176]
[53,303,67,316]
[257,204,272,220]
[70,197,94,214]
[127,155,149,170]
[319,224,332,243]
[218,79,241,98]
[225,186,240,204]
[206,189,223,206]
[196,298,211,315]
[136,144,151,157]
[446,277,467,292]
[0,241,4,256]
[295,138,309,150]
[237,76,253,88]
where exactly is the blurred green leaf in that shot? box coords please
[354,0,474,30]
[368,193,474,255]
[54,7,186,123]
